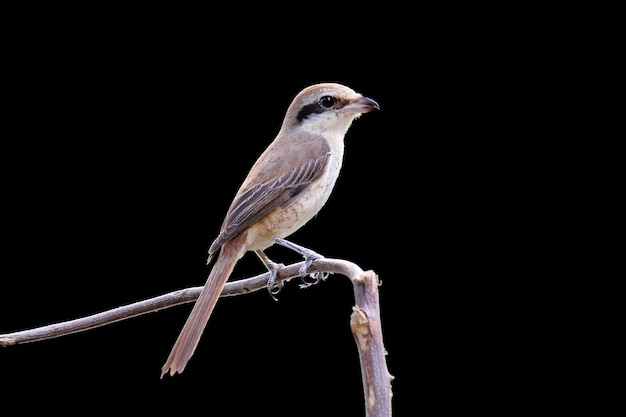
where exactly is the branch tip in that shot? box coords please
[0,338,16,347]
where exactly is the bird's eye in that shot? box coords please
[319,96,336,109]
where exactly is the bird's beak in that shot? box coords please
[345,96,380,114]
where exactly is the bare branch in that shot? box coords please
[0,257,393,416]
[0,258,353,346]
[351,271,394,417]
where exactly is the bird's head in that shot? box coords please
[282,83,379,135]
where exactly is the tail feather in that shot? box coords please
[161,239,243,377]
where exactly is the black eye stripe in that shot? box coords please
[296,96,338,122]
[296,103,323,122]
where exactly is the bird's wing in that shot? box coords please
[209,146,330,254]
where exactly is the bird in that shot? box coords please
[161,82,379,377]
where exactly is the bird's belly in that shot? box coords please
[278,180,335,234]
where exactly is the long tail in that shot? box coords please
[161,238,244,377]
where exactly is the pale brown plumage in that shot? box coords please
[161,83,378,377]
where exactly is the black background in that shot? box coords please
[0,13,555,416]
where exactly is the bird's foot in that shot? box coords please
[298,248,322,276]
[275,238,327,286]
[255,250,284,301]
[266,262,284,301]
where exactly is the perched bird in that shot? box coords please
[161,82,379,377]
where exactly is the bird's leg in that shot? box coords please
[274,238,329,288]
[254,250,283,301]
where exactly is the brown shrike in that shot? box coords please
[161,82,379,377]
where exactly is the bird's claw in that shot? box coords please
[298,253,328,289]
[272,238,328,291]
[266,264,284,301]
[298,271,329,289]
